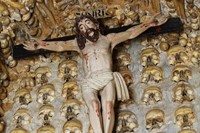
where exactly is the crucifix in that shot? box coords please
[19,13,182,133]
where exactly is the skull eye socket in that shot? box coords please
[173,70,179,75]
[148,93,155,99]
[181,89,188,96]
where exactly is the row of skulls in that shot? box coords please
[139,38,196,132]
[151,2,199,130]
[140,46,163,106]
[115,106,196,132]
[8,54,83,132]
[140,47,162,84]
[145,107,196,132]
[163,3,198,131]
[58,58,83,133]
[141,83,195,106]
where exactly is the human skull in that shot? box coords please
[35,66,51,84]
[189,50,200,65]
[61,99,81,121]
[178,129,197,133]
[119,70,133,87]
[10,127,29,133]
[39,104,54,124]
[14,88,32,105]
[62,82,79,99]
[173,84,195,103]
[146,109,165,131]
[49,53,62,63]
[14,108,32,126]
[140,48,160,67]
[20,77,35,88]
[37,84,55,104]
[115,111,138,133]
[63,119,82,133]
[172,65,192,82]
[175,106,195,128]
[141,66,163,83]
[37,125,55,133]
[116,51,131,67]
[167,46,189,65]
[179,33,188,47]
[142,86,162,105]
[58,60,78,81]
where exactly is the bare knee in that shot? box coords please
[88,100,101,117]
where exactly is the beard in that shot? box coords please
[82,28,99,42]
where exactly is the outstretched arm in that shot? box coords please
[107,13,168,50]
[23,39,80,53]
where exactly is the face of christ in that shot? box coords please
[78,18,100,43]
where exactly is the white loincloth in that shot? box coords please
[82,70,130,101]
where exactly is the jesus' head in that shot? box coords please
[75,15,100,50]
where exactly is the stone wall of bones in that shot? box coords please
[0,0,200,133]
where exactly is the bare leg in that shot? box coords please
[83,90,103,133]
[100,80,116,133]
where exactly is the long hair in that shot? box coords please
[74,14,100,50]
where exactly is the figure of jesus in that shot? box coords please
[23,13,167,133]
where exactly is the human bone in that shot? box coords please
[142,86,162,105]
[178,129,197,133]
[146,109,165,131]
[39,104,54,124]
[20,77,35,88]
[141,66,163,83]
[14,108,32,126]
[175,106,195,128]
[37,125,55,133]
[61,99,81,121]
[0,1,200,133]
[37,84,55,104]
[116,51,131,67]
[62,81,79,99]
[159,39,170,51]
[14,88,32,105]
[58,60,78,81]
[115,111,138,132]
[172,65,192,82]
[167,45,188,65]
[189,12,199,30]
[119,70,133,86]
[189,50,200,65]
[35,66,51,84]
[179,33,188,47]
[173,84,195,103]
[10,127,29,133]
[140,48,160,67]
[63,119,82,133]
